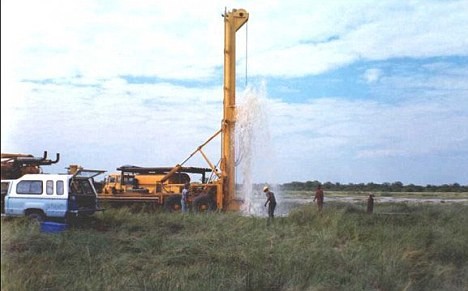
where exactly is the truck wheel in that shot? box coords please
[164,195,182,212]
[27,211,45,223]
[192,195,215,213]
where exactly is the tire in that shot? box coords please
[192,195,215,213]
[27,211,45,223]
[164,195,182,212]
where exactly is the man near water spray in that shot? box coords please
[263,186,277,220]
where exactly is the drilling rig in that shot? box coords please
[1,151,60,180]
[98,8,249,212]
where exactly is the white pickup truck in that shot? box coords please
[1,168,104,221]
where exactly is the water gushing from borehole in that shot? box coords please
[235,83,279,216]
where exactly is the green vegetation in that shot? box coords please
[2,203,467,290]
[279,180,468,192]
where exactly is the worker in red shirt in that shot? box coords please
[313,184,324,211]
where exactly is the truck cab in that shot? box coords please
[1,168,105,221]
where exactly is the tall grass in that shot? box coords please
[2,203,467,290]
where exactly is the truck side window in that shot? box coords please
[16,181,43,194]
[46,180,54,195]
[56,181,64,195]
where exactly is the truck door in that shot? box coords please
[68,169,105,216]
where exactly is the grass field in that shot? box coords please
[2,202,468,290]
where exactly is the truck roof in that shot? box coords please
[13,173,73,180]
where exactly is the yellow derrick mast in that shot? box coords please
[221,8,249,210]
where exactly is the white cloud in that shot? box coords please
[267,94,468,183]
[246,0,468,77]
[3,0,468,82]
[2,0,225,80]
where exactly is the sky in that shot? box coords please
[2,0,468,186]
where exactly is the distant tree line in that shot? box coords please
[272,181,468,192]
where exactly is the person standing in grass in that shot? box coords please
[313,184,324,211]
[181,183,189,213]
[367,194,375,214]
[263,186,277,220]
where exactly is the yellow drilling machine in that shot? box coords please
[98,8,249,212]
